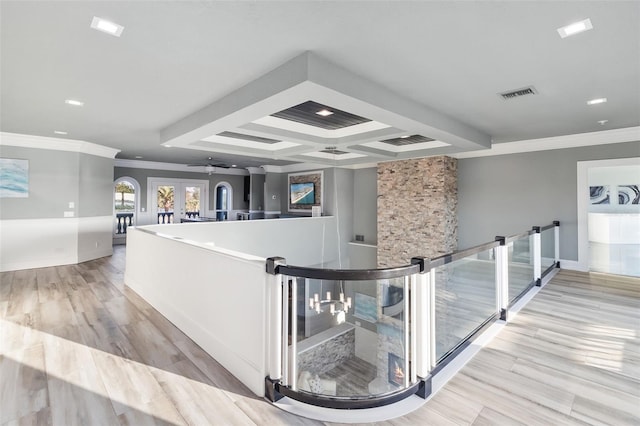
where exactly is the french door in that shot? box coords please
[149,178,208,224]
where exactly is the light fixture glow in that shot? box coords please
[587,98,607,105]
[315,109,334,117]
[134,156,143,159]
[91,16,124,37]
[400,135,410,139]
[557,18,593,38]
[53,130,68,135]
[65,99,84,106]
[597,120,609,126]
[231,164,237,168]
[163,144,172,148]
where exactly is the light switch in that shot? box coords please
[68,202,75,208]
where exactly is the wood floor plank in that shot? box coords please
[0,345,48,424]
[2,248,638,425]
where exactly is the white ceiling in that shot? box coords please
[1,1,639,168]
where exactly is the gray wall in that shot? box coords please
[457,141,640,261]
[353,167,378,244]
[0,146,80,220]
[264,172,282,211]
[250,173,265,210]
[113,167,249,211]
[78,154,114,217]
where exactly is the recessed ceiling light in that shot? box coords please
[53,130,67,135]
[557,18,593,38]
[134,156,143,159]
[231,164,237,168]
[587,97,607,105]
[163,144,172,148]
[400,135,410,139]
[597,120,609,125]
[90,16,124,37]
[315,109,334,117]
[65,99,84,106]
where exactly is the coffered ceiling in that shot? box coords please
[1,1,639,169]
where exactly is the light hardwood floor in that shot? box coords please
[1,247,639,425]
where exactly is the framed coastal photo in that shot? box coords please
[0,158,29,198]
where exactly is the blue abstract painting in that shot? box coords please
[354,292,377,323]
[589,185,609,205]
[0,158,29,198]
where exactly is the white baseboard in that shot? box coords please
[558,258,585,271]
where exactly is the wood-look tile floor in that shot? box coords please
[1,247,639,425]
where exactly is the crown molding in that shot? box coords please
[451,126,640,159]
[246,167,266,175]
[114,158,250,175]
[0,132,120,159]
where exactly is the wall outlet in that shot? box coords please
[64,211,74,218]
[355,234,365,242]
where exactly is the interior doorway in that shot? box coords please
[577,157,640,276]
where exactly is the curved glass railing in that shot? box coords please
[265,222,560,409]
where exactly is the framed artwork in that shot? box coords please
[618,185,640,205]
[353,292,377,322]
[0,158,29,198]
[589,185,609,205]
[288,170,323,213]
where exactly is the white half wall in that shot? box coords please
[0,216,113,271]
[124,228,268,396]
[139,216,339,266]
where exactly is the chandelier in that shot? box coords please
[310,282,352,324]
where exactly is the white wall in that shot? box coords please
[139,216,339,266]
[125,228,268,396]
[0,217,113,271]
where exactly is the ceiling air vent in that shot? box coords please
[499,86,538,100]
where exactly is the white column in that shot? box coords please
[554,222,560,265]
[495,239,509,321]
[403,275,410,388]
[267,271,283,381]
[290,278,297,390]
[414,271,429,378]
[281,276,289,386]
[428,269,436,370]
[409,274,417,384]
[533,228,541,285]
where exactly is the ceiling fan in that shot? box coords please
[188,157,231,174]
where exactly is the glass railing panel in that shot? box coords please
[507,235,535,303]
[290,276,410,399]
[541,227,556,272]
[435,248,496,362]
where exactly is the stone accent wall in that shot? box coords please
[377,156,458,267]
[297,328,355,374]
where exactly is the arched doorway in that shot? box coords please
[214,182,232,221]
[114,177,140,244]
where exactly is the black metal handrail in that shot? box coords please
[273,262,420,280]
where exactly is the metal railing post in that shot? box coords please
[532,226,541,286]
[495,236,509,321]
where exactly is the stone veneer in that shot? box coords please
[297,328,355,374]
[377,156,458,267]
